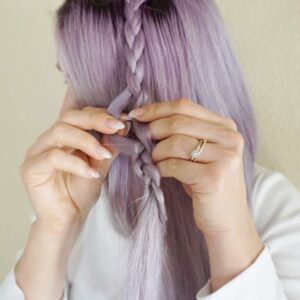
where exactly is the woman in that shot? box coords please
[1,0,300,299]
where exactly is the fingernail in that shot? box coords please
[106,119,125,130]
[128,108,145,119]
[96,146,112,159]
[87,168,101,178]
[124,122,131,136]
[118,121,131,136]
[119,114,133,121]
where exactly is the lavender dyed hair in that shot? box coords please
[55,0,257,299]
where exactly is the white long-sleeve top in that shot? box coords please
[1,163,300,299]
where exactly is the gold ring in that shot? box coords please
[190,139,207,162]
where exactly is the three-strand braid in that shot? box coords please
[106,0,171,299]
[107,0,167,224]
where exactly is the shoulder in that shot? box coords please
[252,163,300,219]
[251,162,300,259]
[250,163,300,297]
[253,162,300,194]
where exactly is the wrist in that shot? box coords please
[202,209,259,244]
[203,213,264,292]
[15,217,81,300]
[35,215,83,240]
[29,217,83,261]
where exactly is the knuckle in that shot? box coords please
[224,130,244,147]
[149,103,160,118]
[232,132,245,151]
[51,122,65,137]
[170,134,184,146]
[89,111,106,127]
[175,98,193,111]
[222,151,241,168]
[224,130,235,141]
[47,148,63,163]
[170,114,185,131]
[82,106,94,112]
[20,159,35,183]
[59,109,75,122]
[24,133,44,158]
[162,158,178,173]
[222,117,238,131]
[51,123,67,148]
[167,158,178,171]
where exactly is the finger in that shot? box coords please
[149,114,238,147]
[73,145,118,181]
[156,158,209,187]
[60,106,127,134]
[73,106,132,122]
[92,134,121,176]
[25,122,112,161]
[22,148,103,181]
[152,134,225,163]
[116,121,132,137]
[58,89,131,122]
[128,98,237,131]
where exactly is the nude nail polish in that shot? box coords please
[106,119,125,130]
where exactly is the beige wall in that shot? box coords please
[0,0,299,280]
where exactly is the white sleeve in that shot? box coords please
[0,265,70,300]
[196,166,300,300]
[0,214,70,300]
[0,265,25,300]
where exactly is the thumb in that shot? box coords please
[90,121,131,178]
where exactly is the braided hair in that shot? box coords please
[105,1,173,298]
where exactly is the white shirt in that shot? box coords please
[1,163,300,299]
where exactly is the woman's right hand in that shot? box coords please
[14,88,131,300]
[20,101,129,234]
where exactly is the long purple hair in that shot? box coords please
[55,0,257,299]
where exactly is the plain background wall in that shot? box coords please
[0,0,299,281]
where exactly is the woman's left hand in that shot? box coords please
[128,98,249,237]
[128,98,264,291]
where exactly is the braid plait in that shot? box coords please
[107,0,167,223]
[132,139,167,221]
[105,1,173,299]
[106,0,149,116]
[124,0,147,100]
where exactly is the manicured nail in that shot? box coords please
[118,121,131,137]
[128,108,145,119]
[119,114,133,121]
[124,122,131,136]
[106,119,125,130]
[96,146,112,159]
[87,168,101,178]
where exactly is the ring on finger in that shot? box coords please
[190,139,207,162]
